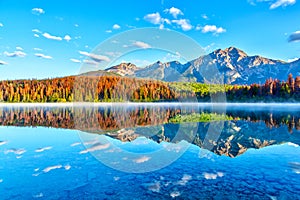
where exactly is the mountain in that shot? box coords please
[183,47,290,84]
[105,120,300,158]
[99,47,299,84]
[105,63,140,76]
[132,61,188,82]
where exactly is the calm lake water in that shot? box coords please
[0,103,300,199]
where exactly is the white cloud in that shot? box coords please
[144,12,176,29]
[32,29,41,33]
[83,59,99,65]
[247,0,257,6]
[248,0,276,6]
[201,25,226,34]
[70,58,81,63]
[249,0,296,9]
[132,41,151,49]
[79,51,110,62]
[33,47,42,51]
[105,51,122,57]
[32,8,45,15]
[288,30,300,42]
[172,19,192,31]
[16,46,23,51]
[64,35,71,42]
[203,43,216,52]
[144,12,162,25]
[112,24,121,29]
[123,59,151,67]
[74,24,79,27]
[270,0,296,9]
[55,16,64,21]
[32,29,41,38]
[126,24,136,29]
[106,30,112,33]
[0,60,8,65]
[35,53,53,59]
[4,51,26,57]
[0,23,3,27]
[164,7,184,18]
[162,52,181,62]
[163,19,171,25]
[70,142,81,147]
[42,32,62,41]
[202,14,209,20]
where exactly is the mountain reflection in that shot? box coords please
[0,105,299,157]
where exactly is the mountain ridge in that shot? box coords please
[94,47,299,85]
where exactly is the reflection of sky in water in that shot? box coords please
[1,126,300,199]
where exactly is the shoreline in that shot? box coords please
[0,102,300,107]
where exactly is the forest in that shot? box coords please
[170,74,300,102]
[0,74,299,103]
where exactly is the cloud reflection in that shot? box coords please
[5,148,26,155]
[133,156,151,163]
[79,143,110,154]
[35,146,52,153]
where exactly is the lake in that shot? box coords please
[0,103,300,199]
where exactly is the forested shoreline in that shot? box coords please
[0,74,299,103]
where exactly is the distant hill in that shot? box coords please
[90,47,299,85]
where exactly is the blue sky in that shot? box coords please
[0,0,299,80]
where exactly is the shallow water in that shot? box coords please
[0,104,300,199]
